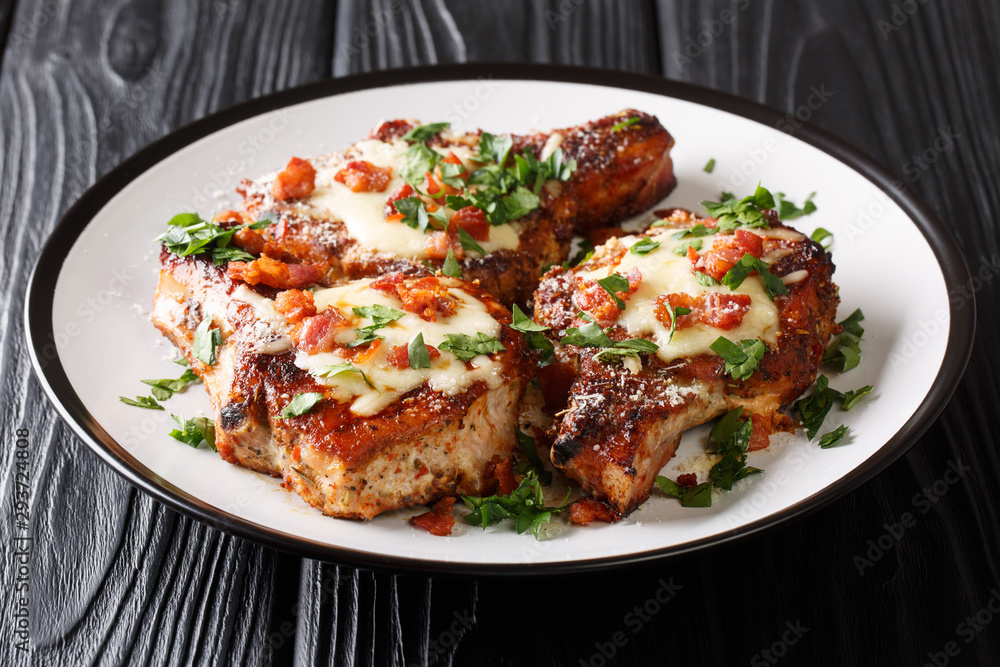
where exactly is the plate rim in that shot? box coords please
[25,63,976,576]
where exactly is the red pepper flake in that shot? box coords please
[415,464,429,479]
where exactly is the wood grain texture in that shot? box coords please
[1,0,998,665]
[0,1,332,665]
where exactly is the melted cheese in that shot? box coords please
[580,228,781,364]
[306,139,520,259]
[280,279,507,416]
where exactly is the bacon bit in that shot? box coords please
[676,473,698,487]
[271,157,316,201]
[371,274,457,322]
[567,498,616,525]
[425,169,461,197]
[424,230,464,261]
[693,229,765,282]
[449,205,489,242]
[653,292,752,331]
[442,151,467,175]
[384,183,415,218]
[274,289,317,324]
[575,266,642,326]
[342,338,382,364]
[484,455,517,495]
[227,254,325,289]
[216,209,243,223]
[748,413,772,452]
[291,446,301,463]
[537,362,577,412]
[233,226,266,255]
[369,119,417,142]
[296,308,351,354]
[415,464,429,479]
[409,497,457,537]
[334,160,393,193]
[387,343,441,369]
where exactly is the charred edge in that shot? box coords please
[551,435,582,466]
[221,402,247,430]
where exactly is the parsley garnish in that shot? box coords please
[710,337,767,380]
[656,477,713,507]
[696,272,720,287]
[823,309,865,372]
[461,470,570,538]
[350,304,405,348]
[775,192,817,220]
[702,185,774,230]
[168,414,216,451]
[560,318,658,362]
[408,332,431,369]
[439,332,506,361]
[673,239,703,256]
[141,366,199,401]
[610,116,641,133]
[442,249,462,277]
[630,237,661,255]
[156,212,273,265]
[596,273,630,309]
[475,132,514,165]
[841,385,874,410]
[703,158,716,173]
[510,304,553,362]
[668,223,715,238]
[192,319,223,366]
[312,363,376,390]
[810,227,833,249]
[281,392,324,418]
[401,142,442,186]
[659,301,691,345]
[593,338,659,363]
[818,424,850,449]
[401,122,450,143]
[707,407,763,490]
[720,254,788,300]
[119,395,163,410]
[457,227,486,257]
[567,239,595,267]
[515,427,551,485]
[560,321,612,348]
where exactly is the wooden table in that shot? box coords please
[2,1,998,664]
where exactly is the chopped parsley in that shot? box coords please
[510,304,554,362]
[281,392,324,418]
[312,363,376,389]
[457,227,486,257]
[710,337,767,380]
[192,319,223,366]
[441,249,462,277]
[350,304,405,348]
[119,395,163,410]
[141,366,199,401]
[560,321,612,348]
[668,223,715,238]
[567,239,595,267]
[810,227,833,249]
[720,254,788,300]
[593,338,659,363]
[696,272,720,287]
[629,237,661,255]
[461,469,570,538]
[610,116,641,133]
[597,273,630,309]
[156,211,273,265]
[841,385,874,410]
[659,302,691,345]
[439,332,506,361]
[823,309,865,372]
[401,122,450,143]
[703,158,716,173]
[673,239,703,256]
[475,131,514,165]
[408,332,432,369]
[656,476,713,507]
[818,424,850,449]
[168,414,216,451]
[395,196,446,233]
[707,407,762,490]
[515,427,551,485]
[775,191,817,220]
[701,185,775,230]
[795,376,876,441]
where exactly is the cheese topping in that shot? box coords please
[305,139,520,259]
[580,227,782,364]
[235,279,507,417]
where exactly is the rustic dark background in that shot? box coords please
[2,1,998,665]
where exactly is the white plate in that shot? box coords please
[27,66,974,573]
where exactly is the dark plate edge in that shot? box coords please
[24,63,976,576]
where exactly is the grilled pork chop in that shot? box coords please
[152,251,531,519]
[227,109,676,305]
[533,209,839,517]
